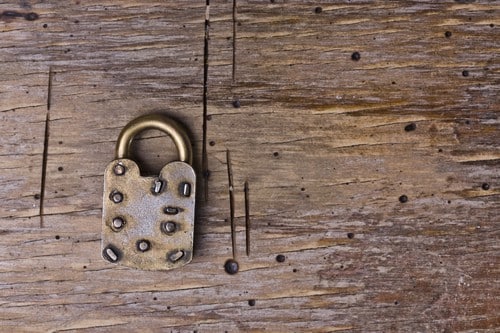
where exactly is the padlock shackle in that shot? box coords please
[115,114,192,165]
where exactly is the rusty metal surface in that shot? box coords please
[101,159,196,270]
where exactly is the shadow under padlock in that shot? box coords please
[101,114,196,271]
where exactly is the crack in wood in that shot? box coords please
[201,0,210,201]
[244,180,250,257]
[47,66,53,111]
[226,149,236,259]
[232,0,237,83]
[38,66,54,228]
[39,112,50,228]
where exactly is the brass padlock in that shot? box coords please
[101,114,196,270]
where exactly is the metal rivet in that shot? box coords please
[152,179,164,194]
[103,245,120,263]
[168,250,184,263]
[180,182,191,197]
[113,163,126,176]
[110,191,123,203]
[112,217,124,230]
[136,239,151,252]
[162,221,176,234]
[164,206,179,215]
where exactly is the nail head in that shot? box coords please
[168,250,185,263]
[180,182,191,197]
[113,163,126,176]
[112,217,124,230]
[162,221,177,234]
[224,259,239,275]
[110,191,123,203]
[103,245,120,263]
[137,239,151,252]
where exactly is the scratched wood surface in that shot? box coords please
[1,0,499,332]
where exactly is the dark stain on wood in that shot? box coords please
[0,10,38,21]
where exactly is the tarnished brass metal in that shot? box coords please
[115,114,192,164]
[102,115,196,270]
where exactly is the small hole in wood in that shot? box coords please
[351,52,361,61]
[404,123,416,132]
[24,12,39,21]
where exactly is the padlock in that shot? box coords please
[101,114,196,270]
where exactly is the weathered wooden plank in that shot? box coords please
[0,0,499,332]
[0,65,47,229]
[204,1,500,332]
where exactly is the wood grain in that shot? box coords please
[1,0,499,332]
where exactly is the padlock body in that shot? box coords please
[102,159,196,270]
